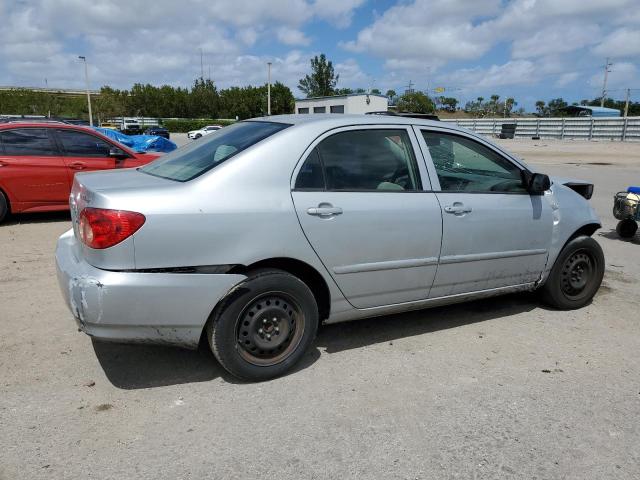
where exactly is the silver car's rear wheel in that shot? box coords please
[207,270,319,381]
[236,293,305,366]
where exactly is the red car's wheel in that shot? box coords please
[0,191,8,224]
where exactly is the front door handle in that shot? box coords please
[69,162,86,170]
[444,202,472,215]
[307,205,343,217]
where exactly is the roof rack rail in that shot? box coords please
[365,111,440,121]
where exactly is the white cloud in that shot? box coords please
[0,0,365,89]
[311,0,367,28]
[343,0,501,67]
[592,28,640,58]
[276,27,311,46]
[555,72,580,88]
[443,60,539,89]
[512,24,601,58]
[589,62,638,90]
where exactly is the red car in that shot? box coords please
[0,122,160,223]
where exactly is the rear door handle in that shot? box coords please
[307,206,343,217]
[69,162,86,170]
[444,203,472,215]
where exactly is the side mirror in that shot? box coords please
[109,148,128,160]
[527,172,551,194]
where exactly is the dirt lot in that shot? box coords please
[1,138,639,479]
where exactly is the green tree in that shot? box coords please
[385,89,396,99]
[535,100,546,116]
[298,54,339,97]
[438,96,458,112]
[370,88,381,95]
[268,81,295,115]
[396,91,435,113]
[334,88,353,95]
[547,97,568,116]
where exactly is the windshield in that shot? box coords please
[141,121,290,182]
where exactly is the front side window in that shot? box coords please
[315,129,421,191]
[141,121,290,182]
[56,129,112,157]
[0,128,57,156]
[422,131,525,193]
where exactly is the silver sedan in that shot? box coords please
[56,114,604,381]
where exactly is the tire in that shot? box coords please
[616,219,638,239]
[207,270,319,381]
[0,191,8,224]
[195,133,202,139]
[540,235,604,310]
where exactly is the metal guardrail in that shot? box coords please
[441,117,640,142]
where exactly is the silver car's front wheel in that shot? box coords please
[207,270,319,381]
[540,236,604,310]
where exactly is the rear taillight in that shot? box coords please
[79,208,145,249]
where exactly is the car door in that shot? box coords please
[291,126,443,309]
[0,127,68,205]
[54,128,119,179]
[415,127,553,297]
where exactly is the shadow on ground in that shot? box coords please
[598,228,639,244]
[316,292,539,354]
[93,292,540,390]
[6,211,71,225]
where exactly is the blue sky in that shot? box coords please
[1,0,639,111]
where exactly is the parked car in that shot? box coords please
[121,118,141,135]
[55,115,604,381]
[0,122,160,223]
[187,125,222,139]
[144,126,170,139]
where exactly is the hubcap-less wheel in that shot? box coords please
[560,250,594,299]
[236,293,305,366]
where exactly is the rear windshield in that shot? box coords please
[141,121,290,182]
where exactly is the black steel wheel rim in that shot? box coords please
[560,249,595,299]
[235,292,305,366]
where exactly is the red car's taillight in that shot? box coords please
[78,208,145,249]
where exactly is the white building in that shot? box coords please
[294,93,388,115]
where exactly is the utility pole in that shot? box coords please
[200,48,204,79]
[405,80,414,95]
[600,57,613,107]
[267,62,272,116]
[78,56,93,126]
[624,88,630,117]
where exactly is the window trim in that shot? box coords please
[0,127,61,157]
[291,125,431,193]
[413,126,532,195]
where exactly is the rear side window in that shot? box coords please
[0,128,57,156]
[56,129,112,157]
[295,149,325,190]
[315,129,421,191]
[142,121,290,182]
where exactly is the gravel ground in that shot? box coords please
[1,138,639,480]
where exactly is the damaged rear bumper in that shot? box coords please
[55,229,245,348]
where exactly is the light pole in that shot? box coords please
[267,62,272,116]
[78,56,93,126]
